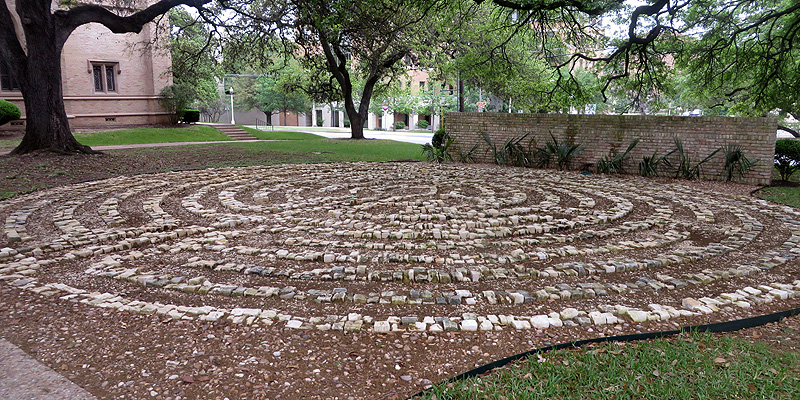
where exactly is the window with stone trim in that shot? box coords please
[0,61,20,92]
[91,62,118,93]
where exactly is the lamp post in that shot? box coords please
[229,86,235,125]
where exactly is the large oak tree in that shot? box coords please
[0,0,209,154]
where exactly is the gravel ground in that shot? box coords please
[0,151,798,400]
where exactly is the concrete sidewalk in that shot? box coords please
[0,339,96,399]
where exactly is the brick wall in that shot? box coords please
[446,113,777,185]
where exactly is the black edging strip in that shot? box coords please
[407,306,800,399]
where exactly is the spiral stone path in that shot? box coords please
[1,162,799,338]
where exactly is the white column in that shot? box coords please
[368,112,376,130]
[383,112,393,130]
[410,114,418,130]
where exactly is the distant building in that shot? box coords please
[1,0,172,132]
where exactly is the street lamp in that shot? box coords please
[228,86,235,124]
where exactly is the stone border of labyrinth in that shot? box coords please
[1,163,799,333]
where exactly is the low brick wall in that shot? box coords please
[445,113,777,185]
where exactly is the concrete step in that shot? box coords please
[211,124,258,140]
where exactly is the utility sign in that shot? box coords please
[476,101,487,112]
[382,104,389,112]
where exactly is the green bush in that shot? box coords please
[180,108,200,123]
[432,128,447,148]
[158,84,194,124]
[394,121,406,130]
[417,120,430,129]
[316,118,324,127]
[775,138,800,181]
[0,99,21,126]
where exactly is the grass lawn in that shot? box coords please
[419,332,800,400]
[758,186,800,208]
[757,167,800,208]
[0,125,231,149]
[239,127,423,162]
[74,125,230,146]
[0,126,425,199]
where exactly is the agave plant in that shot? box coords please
[721,144,757,181]
[665,138,720,180]
[502,134,532,167]
[596,138,640,174]
[480,132,504,165]
[456,143,480,163]
[545,133,583,171]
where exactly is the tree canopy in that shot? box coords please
[4,0,800,155]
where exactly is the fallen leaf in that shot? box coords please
[522,373,532,379]
[768,368,778,374]
[748,384,756,392]
[181,375,195,384]
[652,369,660,377]
[713,357,727,364]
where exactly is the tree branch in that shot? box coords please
[0,0,27,76]
[778,125,800,138]
[55,0,212,46]
[485,0,623,16]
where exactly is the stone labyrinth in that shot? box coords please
[1,162,799,334]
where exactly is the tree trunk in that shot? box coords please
[8,2,96,155]
[458,77,464,112]
[11,46,95,154]
[349,112,365,140]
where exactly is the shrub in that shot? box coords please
[721,144,757,181]
[775,138,800,181]
[423,128,453,163]
[417,119,430,129]
[180,108,200,123]
[0,99,21,126]
[394,121,406,130]
[158,84,194,124]
[422,132,453,163]
[432,128,447,148]
[316,118,324,127]
[344,119,351,128]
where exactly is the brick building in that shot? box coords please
[0,0,172,132]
